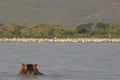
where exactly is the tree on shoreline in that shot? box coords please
[0,22,120,38]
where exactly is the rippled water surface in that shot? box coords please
[0,42,120,80]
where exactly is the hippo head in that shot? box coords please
[18,64,41,76]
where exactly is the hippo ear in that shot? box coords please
[34,64,38,67]
[22,64,25,66]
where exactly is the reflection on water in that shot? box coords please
[0,42,120,80]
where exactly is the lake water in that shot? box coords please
[0,42,120,80]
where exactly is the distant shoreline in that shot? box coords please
[0,38,120,43]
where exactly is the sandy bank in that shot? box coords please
[0,38,120,43]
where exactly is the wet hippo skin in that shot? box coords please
[18,64,44,76]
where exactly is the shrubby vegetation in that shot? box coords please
[0,22,120,38]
